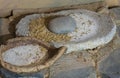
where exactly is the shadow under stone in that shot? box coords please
[0,34,14,45]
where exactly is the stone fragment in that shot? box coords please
[98,48,120,78]
[0,18,13,44]
[0,18,10,36]
[105,0,120,7]
[12,1,105,17]
[0,68,49,78]
[50,51,96,78]
[110,7,120,20]
[48,16,76,34]
[0,9,11,18]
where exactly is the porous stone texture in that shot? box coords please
[48,16,76,34]
[96,16,120,78]
[49,51,96,78]
[98,48,120,78]
[15,9,116,54]
[0,6,120,78]
[110,7,120,20]
[0,68,49,78]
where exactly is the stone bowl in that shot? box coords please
[0,37,67,73]
[15,9,116,53]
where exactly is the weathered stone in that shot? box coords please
[52,67,96,78]
[50,51,96,78]
[0,18,14,44]
[48,16,76,34]
[98,48,120,78]
[12,1,105,17]
[97,7,109,14]
[110,7,120,20]
[0,9,11,18]
[0,0,103,10]
[117,26,120,37]
[105,0,120,7]
[0,18,10,36]
[112,35,120,49]
[0,68,49,78]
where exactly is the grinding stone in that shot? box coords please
[48,16,76,34]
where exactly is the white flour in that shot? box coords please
[2,44,46,66]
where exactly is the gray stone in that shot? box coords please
[0,67,48,78]
[53,67,96,78]
[98,48,120,78]
[100,73,111,78]
[50,51,95,78]
[48,16,76,34]
[110,7,120,20]
[117,26,120,37]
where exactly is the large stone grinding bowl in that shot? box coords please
[0,37,67,73]
[16,9,116,53]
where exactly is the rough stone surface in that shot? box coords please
[1,4,120,78]
[105,0,120,7]
[110,7,120,20]
[98,48,120,78]
[50,51,96,78]
[0,9,11,18]
[0,18,14,44]
[96,24,120,78]
[117,26,120,37]
[48,16,76,34]
[53,67,96,78]
[0,68,49,78]
[0,0,103,10]
[12,1,105,17]
[0,18,10,36]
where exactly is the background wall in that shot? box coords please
[0,0,103,10]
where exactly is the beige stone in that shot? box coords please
[0,18,10,36]
[49,51,95,78]
[0,0,103,10]
[0,18,14,44]
[12,1,105,17]
[0,9,11,18]
[105,0,120,7]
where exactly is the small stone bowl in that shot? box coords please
[0,37,67,73]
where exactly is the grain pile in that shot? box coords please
[29,18,71,42]
[2,44,47,66]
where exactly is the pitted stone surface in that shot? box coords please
[0,68,48,78]
[53,66,96,78]
[48,16,76,34]
[50,51,96,78]
[110,7,120,20]
[98,48,120,78]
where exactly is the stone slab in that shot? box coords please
[12,1,105,17]
[49,51,96,78]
